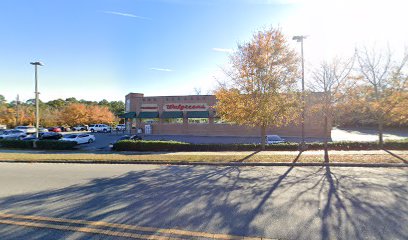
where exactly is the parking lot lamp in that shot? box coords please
[30,61,44,138]
[292,35,307,149]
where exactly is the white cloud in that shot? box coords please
[149,68,174,72]
[103,11,151,20]
[212,48,233,53]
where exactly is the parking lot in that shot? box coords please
[60,127,408,151]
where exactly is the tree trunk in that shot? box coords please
[260,125,266,150]
[378,115,384,148]
[323,115,329,163]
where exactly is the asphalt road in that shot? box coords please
[0,163,406,239]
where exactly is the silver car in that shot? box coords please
[15,126,36,134]
[0,130,27,140]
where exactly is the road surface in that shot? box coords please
[0,163,406,239]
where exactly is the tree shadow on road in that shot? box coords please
[0,161,406,239]
[382,149,408,164]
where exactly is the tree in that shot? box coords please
[46,99,66,109]
[310,57,354,162]
[59,103,89,126]
[87,105,115,124]
[215,27,300,149]
[356,46,408,147]
[0,95,5,105]
[108,101,125,116]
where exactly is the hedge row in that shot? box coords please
[113,139,408,152]
[0,140,77,150]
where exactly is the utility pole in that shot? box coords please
[16,94,20,126]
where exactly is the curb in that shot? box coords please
[0,160,406,168]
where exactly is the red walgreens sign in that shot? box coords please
[164,103,208,111]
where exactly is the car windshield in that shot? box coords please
[267,136,282,141]
[118,136,130,141]
[64,134,78,139]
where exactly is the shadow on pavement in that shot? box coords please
[382,149,408,164]
[0,164,406,239]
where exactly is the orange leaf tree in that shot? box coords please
[215,27,300,149]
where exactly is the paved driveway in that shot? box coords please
[0,163,406,239]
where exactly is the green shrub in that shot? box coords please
[0,139,33,149]
[35,140,77,150]
[0,139,77,150]
[113,139,408,152]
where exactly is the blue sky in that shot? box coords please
[0,0,406,102]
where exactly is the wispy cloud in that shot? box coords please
[103,11,151,20]
[149,68,174,72]
[212,48,233,53]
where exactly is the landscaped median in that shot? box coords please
[0,139,407,165]
[0,150,407,165]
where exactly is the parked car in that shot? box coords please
[58,126,71,132]
[39,127,49,132]
[0,130,26,140]
[22,132,63,141]
[72,125,88,131]
[41,132,63,140]
[22,135,37,141]
[48,127,62,132]
[60,133,95,144]
[15,126,36,134]
[265,135,286,144]
[109,135,142,149]
[89,124,111,133]
[115,124,126,131]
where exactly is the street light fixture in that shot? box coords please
[292,35,307,149]
[30,61,44,139]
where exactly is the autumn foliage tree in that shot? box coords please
[215,27,300,149]
[356,46,408,146]
[310,57,354,162]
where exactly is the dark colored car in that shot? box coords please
[48,127,62,132]
[22,132,63,141]
[109,135,142,149]
[58,126,71,132]
[41,132,63,140]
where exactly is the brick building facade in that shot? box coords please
[122,92,330,138]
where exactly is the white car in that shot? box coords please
[72,125,88,131]
[15,126,36,134]
[0,130,27,140]
[115,124,126,131]
[89,124,111,133]
[60,134,95,144]
[266,135,286,144]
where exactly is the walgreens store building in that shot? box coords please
[122,92,329,138]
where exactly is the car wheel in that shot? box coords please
[88,138,94,144]
[103,129,107,133]
[19,136,24,140]
[91,129,95,133]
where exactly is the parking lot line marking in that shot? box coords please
[0,218,176,240]
[0,212,270,239]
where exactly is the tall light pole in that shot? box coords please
[292,35,307,148]
[30,61,44,138]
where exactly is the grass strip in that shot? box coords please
[0,151,406,164]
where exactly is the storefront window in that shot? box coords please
[141,118,159,124]
[188,118,209,124]
[163,118,183,124]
